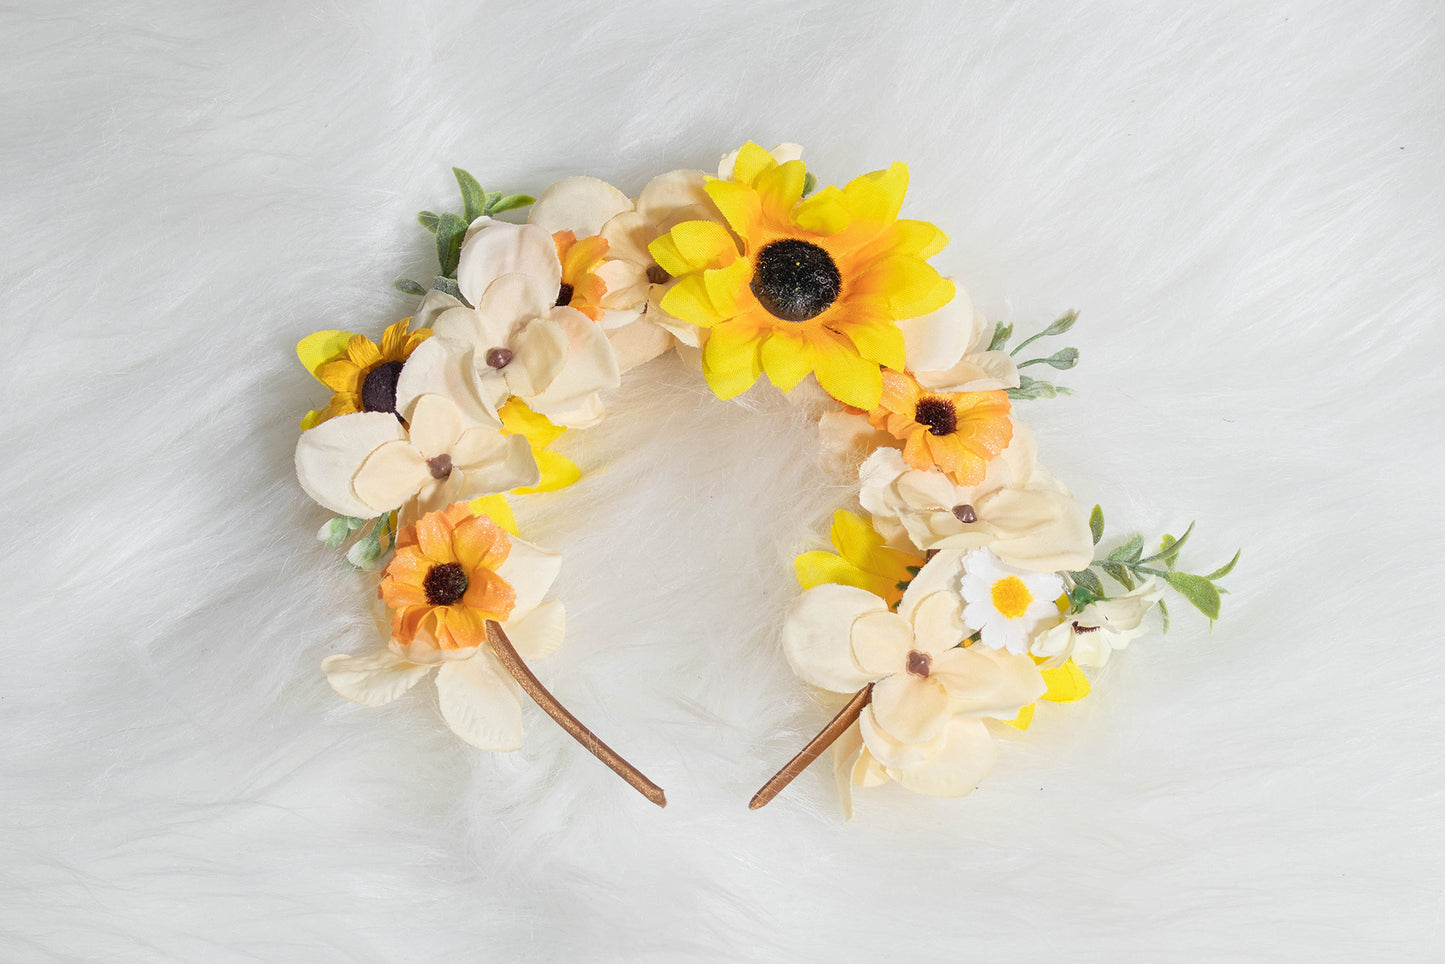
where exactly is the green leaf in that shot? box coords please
[1089,505,1104,545]
[1069,586,1098,610]
[1141,522,1193,565]
[1158,599,1170,633]
[346,531,383,570]
[1165,572,1221,619]
[802,172,817,197]
[453,167,487,223]
[487,193,536,216]
[1019,346,1079,370]
[1106,534,1143,563]
[392,278,427,296]
[1007,375,1072,400]
[1205,550,1241,582]
[435,212,468,278]
[1041,309,1079,337]
[343,517,367,530]
[317,517,350,549]
[417,211,441,232]
[1100,562,1135,590]
[430,276,463,300]
[987,321,1013,351]
[1070,568,1105,597]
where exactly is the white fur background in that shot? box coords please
[4,1,1443,960]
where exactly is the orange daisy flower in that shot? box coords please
[867,369,1013,486]
[300,318,431,428]
[551,230,611,322]
[379,503,516,658]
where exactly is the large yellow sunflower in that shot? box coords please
[297,318,431,428]
[648,142,954,409]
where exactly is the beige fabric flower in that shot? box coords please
[294,393,537,520]
[909,291,1019,393]
[781,552,1044,807]
[1031,579,1162,668]
[321,534,566,751]
[858,422,1093,572]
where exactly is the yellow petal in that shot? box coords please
[755,159,807,223]
[659,274,725,328]
[499,397,564,448]
[729,141,777,186]
[759,329,815,392]
[704,179,764,240]
[650,220,738,275]
[297,330,357,379]
[299,409,323,430]
[513,448,582,494]
[852,256,954,319]
[701,322,764,399]
[702,258,752,316]
[842,161,909,225]
[891,219,949,259]
[794,551,875,594]
[811,332,882,409]
[1000,703,1036,730]
[1040,660,1091,703]
[792,186,850,236]
[379,318,413,359]
[467,494,519,536]
[836,318,906,370]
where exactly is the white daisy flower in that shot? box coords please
[959,547,1065,654]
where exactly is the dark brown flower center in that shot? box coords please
[555,282,575,307]
[914,397,957,436]
[426,453,453,480]
[952,503,977,523]
[646,263,671,285]
[905,649,932,677]
[1072,621,1099,634]
[360,360,405,414]
[423,562,469,606]
[485,347,513,369]
[750,239,841,322]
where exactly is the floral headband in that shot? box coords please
[293,141,1238,815]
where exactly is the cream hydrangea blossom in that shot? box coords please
[397,267,621,429]
[858,422,1093,571]
[957,547,1066,654]
[321,535,565,751]
[1032,579,1162,668]
[294,392,538,521]
[781,551,1044,810]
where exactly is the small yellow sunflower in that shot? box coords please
[866,369,1013,487]
[648,142,954,409]
[297,318,431,428]
[551,230,611,322]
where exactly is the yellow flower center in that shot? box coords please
[990,576,1033,619]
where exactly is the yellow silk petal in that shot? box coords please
[793,551,879,596]
[755,159,807,223]
[792,186,850,236]
[657,220,738,273]
[842,161,909,225]
[891,219,950,259]
[811,332,883,409]
[1040,660,1092,703]
[299,409,323,430]
[499,397,564,448]
[703,258,751,317]
[297,330,357,379]
[837,318,906,371]
[704,179,764,240]
[467,494,519,536]
[1001,704,1036,731]
[701,321,765,399]
[730,141,777,186]
[514,448,582,494]
[660,274,725,328]
[759,329,816,392]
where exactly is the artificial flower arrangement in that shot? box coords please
[293,142,1238,815]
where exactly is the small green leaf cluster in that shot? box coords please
[1066,504,1239,629]
[317,513,398,571]
[393,168,536,296]
[990,310,1080,400]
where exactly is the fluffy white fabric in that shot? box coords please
[4,1,1442,959]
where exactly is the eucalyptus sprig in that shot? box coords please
[1066,504,1239,629]
[393,167,536,297]
[317,512,398,571]
[989,310,1081,400]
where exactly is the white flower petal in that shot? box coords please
[634,169,711,226]
[897,287,973,375]
[411,288,464,329]
[909,591,968,656]
[456,219,560,307]
[454,434,540,496]
[322,650,433,707]
[781,584,886,693]
[869,674,952,745]
[352,439,430,513]
[849,610,916,676]
[606,318,675,372]
[496,536,562,619]
[295,412,407,517]
[395,336,501,429]
[897,549,966,623]
[858,704,949,770]
[892,718,997,797]
[528,176,633,237]
[434,654,525,751]
[507,317,571,398]
[403,393,465,457]
[523,307,621,426]
[949,648,1046,718]
[502,599,565,660]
